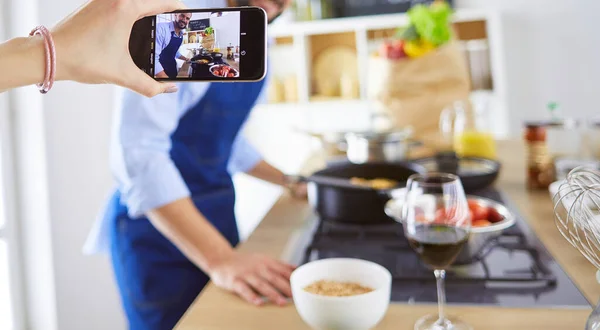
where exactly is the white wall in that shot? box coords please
[455,0,600,135]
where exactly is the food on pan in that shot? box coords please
[304,280,374,297]
[350,177,398,189]
[196,59,209,64]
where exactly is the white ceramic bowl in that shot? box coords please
[290,258,392,330]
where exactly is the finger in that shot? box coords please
[232,279,263,306]
[120,64,178,97]
[245,274,287,306]
[260,267,292,298]
[267,259,296,280]
[141,0,188,18]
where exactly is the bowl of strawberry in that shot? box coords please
[427,196,515,264]
[385,194,516,264]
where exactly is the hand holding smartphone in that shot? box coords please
[129,6,267,82]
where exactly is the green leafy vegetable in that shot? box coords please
[396,25,419,41]
[205,27,214,35]
[407,1,453,46]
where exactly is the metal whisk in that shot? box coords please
[553,166,600,330]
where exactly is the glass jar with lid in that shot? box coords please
[523,121,553,189]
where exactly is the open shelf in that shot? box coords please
[263,9,501,105]
[308,32,359,100]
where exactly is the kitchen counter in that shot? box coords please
[175,140,599,330]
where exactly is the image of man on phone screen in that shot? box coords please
[155,12,192,79]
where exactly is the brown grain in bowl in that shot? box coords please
[303,280,374,297]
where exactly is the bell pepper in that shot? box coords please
[403,39,435,58]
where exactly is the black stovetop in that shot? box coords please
[288,189,591,308]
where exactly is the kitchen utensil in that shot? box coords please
[296,175,370,190]
[391,173,472,330]
[385,195,515,264]
[344,129,421,164]
[553,166,600,330]
[306,162,424,224]
[411,154,501,193]
[290,258,391,330]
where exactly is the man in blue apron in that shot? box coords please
[83,1,299,329]
[154,12,192,79]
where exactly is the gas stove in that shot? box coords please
[285,189,590,308]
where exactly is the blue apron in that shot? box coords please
[108,79,266,330]
[159,30,184,79]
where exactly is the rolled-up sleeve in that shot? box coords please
[227,132,262,175]
[111,89,190,218]
[154,23,169,75]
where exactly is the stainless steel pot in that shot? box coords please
[344,130,421,164]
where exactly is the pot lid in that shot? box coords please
[345,128,413,142]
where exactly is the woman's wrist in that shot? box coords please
[0,36,46,90]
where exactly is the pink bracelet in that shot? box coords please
[29,26,56,94]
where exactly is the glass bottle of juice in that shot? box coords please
[440,98,497,160]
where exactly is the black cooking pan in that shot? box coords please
[411,152,501,193]
[301,162,425,225]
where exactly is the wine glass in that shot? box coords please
[402,173,472,330]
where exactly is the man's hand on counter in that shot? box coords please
[208,252,295,307]
[147,198,296,307]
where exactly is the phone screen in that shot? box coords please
[129,7,267,82]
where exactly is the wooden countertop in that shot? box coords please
[175,140,599,330]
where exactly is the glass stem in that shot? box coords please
[434,269,447,325]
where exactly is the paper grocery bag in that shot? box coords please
[367,42,471,146]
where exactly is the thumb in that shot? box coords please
[121,64,178,97]
[141,0,188,18]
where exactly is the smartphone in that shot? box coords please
[129,7,267,82]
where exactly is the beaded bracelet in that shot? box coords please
[29,26,56,94]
